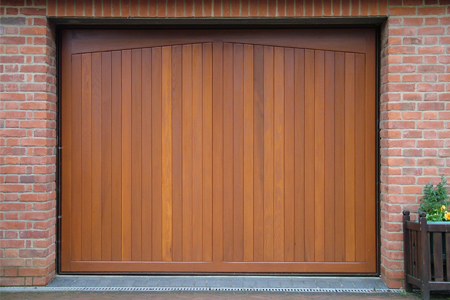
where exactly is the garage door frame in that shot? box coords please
[54,18,383,276]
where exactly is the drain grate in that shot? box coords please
[0,286,401,293]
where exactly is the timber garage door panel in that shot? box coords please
[60,29,376,273]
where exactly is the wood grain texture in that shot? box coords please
[61,29,377,273]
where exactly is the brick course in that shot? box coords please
[1,0,449,290]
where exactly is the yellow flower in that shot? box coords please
[445,212,450,221]
[442,205,447,212]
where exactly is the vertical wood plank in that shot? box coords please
[223,43,234,262]
[294,49,305,262]
[171,45,183,262]
[212,42,224,263]
[151,47,163,262]
[202,43,213,262]
[233,43,244,262]
[100,52,112,262]
[355,53,366,262]
[334,52,345,262]
[121,50,132,262]
[253,45,265,262]
[304,49,315,262]
[81,53,92,261]
[111,51,122,261]
[192,43,204,262]
[344,53,356,262]
[91,52,102,261]
[131,49,142,261]
[364,31,377,270]
[71,54,82,262]
[314,50,325,263]
[263,46,274,262]
[284,47,295,262]
[162,46,173,261]
[141,48,152,261]
[243,44,254,262]
[434,233,444,281]
[273,46,285,262]
[182,45,193,261]
[324,51,335,262]
[61,40,73,268]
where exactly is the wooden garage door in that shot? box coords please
[60,29,377,273]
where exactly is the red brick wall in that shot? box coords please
[379,0,450,289]
[1,0,449,289]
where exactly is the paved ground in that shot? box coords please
[2,276,449,299]
[0,291,444,300]
[41,275,390,290]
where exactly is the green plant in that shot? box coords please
[418,176,450,221]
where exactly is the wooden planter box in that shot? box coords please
[403,210,450,300]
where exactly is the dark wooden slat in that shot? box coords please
[433,233,444,281]
[446,233,450,281]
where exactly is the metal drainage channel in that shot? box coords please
[0,287,400,293]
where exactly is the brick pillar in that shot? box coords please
[379,2,450,289]
[0,0,57,286]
